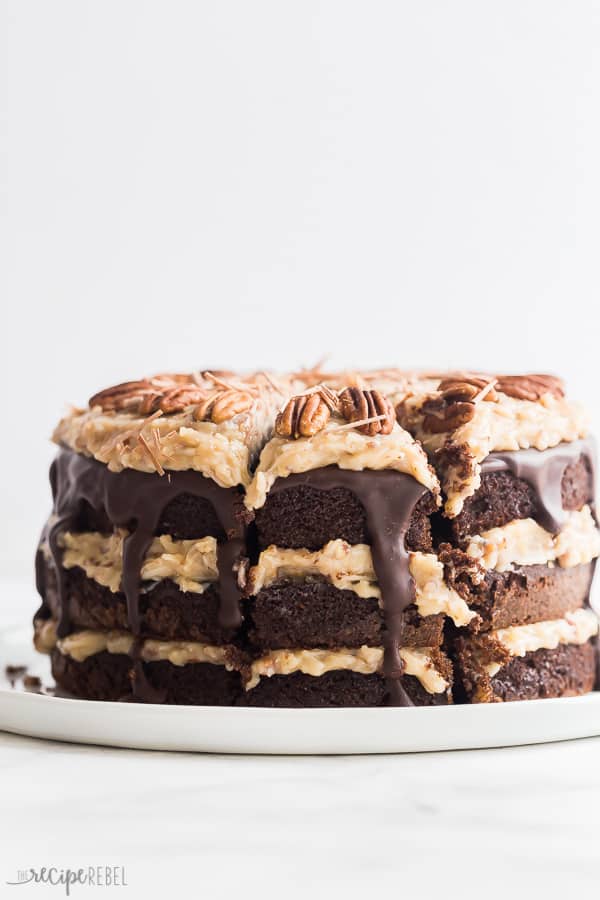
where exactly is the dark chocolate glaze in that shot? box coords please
[482,438,596,534]
[268,467,430,707]
[39,451,246,692]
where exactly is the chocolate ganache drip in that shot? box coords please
[482,439,596,534]
[39,449,246,645]
[268,467,430,707]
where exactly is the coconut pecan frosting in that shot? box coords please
[52,367,586,504]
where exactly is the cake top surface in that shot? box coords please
[53,370,287,487]
[52,368,589,502]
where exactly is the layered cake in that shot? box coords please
[33,368,600,706]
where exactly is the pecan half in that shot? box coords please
[89,380,161,413]
[422,399,475,434]
[437,377,498,403]
[338,387,395,436]
[495,374,564,402]
[154,386,209,414]
[417,376,500,435]
[275,392,331,439]
[209,390,254,423]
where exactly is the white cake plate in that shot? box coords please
[1,623,599,754]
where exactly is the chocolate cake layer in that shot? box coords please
[247,578,444,649]
[440,553,595,631]
[51,650,242,705]
[40,561,237,644]
[254,477,435,553]
[437,453,593,547]
[51,649,132,701]
[238,670,451,707]
[40,557,444,649]
[70,493,236,541]
[455,641,596,703]
[143,659,242,705]
[52,651,451,706]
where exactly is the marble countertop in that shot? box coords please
[1,579,599,898]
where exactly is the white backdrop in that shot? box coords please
[2,1,599,577]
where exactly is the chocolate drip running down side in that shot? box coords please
[39,450,246,700]
[482,438,596,534]
[267,467,430,707]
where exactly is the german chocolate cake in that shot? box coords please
[34,368,600,706]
